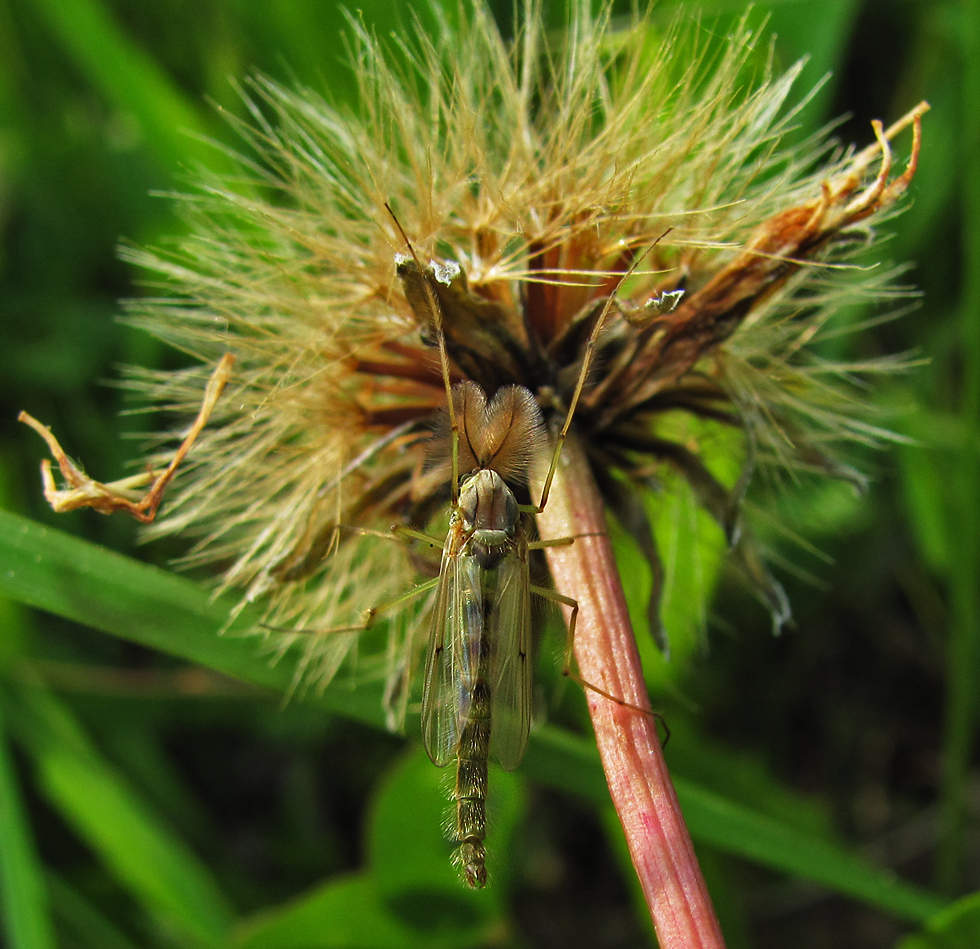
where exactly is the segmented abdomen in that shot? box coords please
[451,566,496,888]
[452,627,492,887]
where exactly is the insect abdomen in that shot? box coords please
[452,635,492,888]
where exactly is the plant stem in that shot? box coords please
[537,433,726,948]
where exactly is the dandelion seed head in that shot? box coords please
[117,0,923,698]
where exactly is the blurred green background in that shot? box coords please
[0,1,976,947]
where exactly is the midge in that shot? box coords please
[388,208,677,887]
[413,380,559,888]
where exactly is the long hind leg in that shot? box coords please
[530,583,669,743]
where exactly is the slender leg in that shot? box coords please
[528,536,575,551]
[530,583,669,743]
[265,576,441,637]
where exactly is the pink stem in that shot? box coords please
[537,433,726,948]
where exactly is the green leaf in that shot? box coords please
[231,747,518,949]
[0,705,57,949]
[233,873,430,949]
[370,748,486,917]
[370,748,520,932]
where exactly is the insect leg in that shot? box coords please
[529,583,669,743]
[527,536,575,550]
[384,202,460,502]
[533,235,672,513]
[264,575,441,638]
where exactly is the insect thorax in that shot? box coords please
[457,469,520,570]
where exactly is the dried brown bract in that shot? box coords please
[20,354,235,522]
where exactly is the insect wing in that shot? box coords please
[488,546,533,771]
[421,540,482,767]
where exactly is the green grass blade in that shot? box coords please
[938,0,980,893]
[28,0,216,173]
[0,510,947,919]
[673,777,946,923]
[6,684,235,948]
[897,890,980,949]
[47,872,143,949]
[0,509,253,668]
[0,703,57,949]
[525,727,946,923]
[0,509,386,723]
[38,750,232,946]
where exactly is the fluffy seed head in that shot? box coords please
[112,1,924,695]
